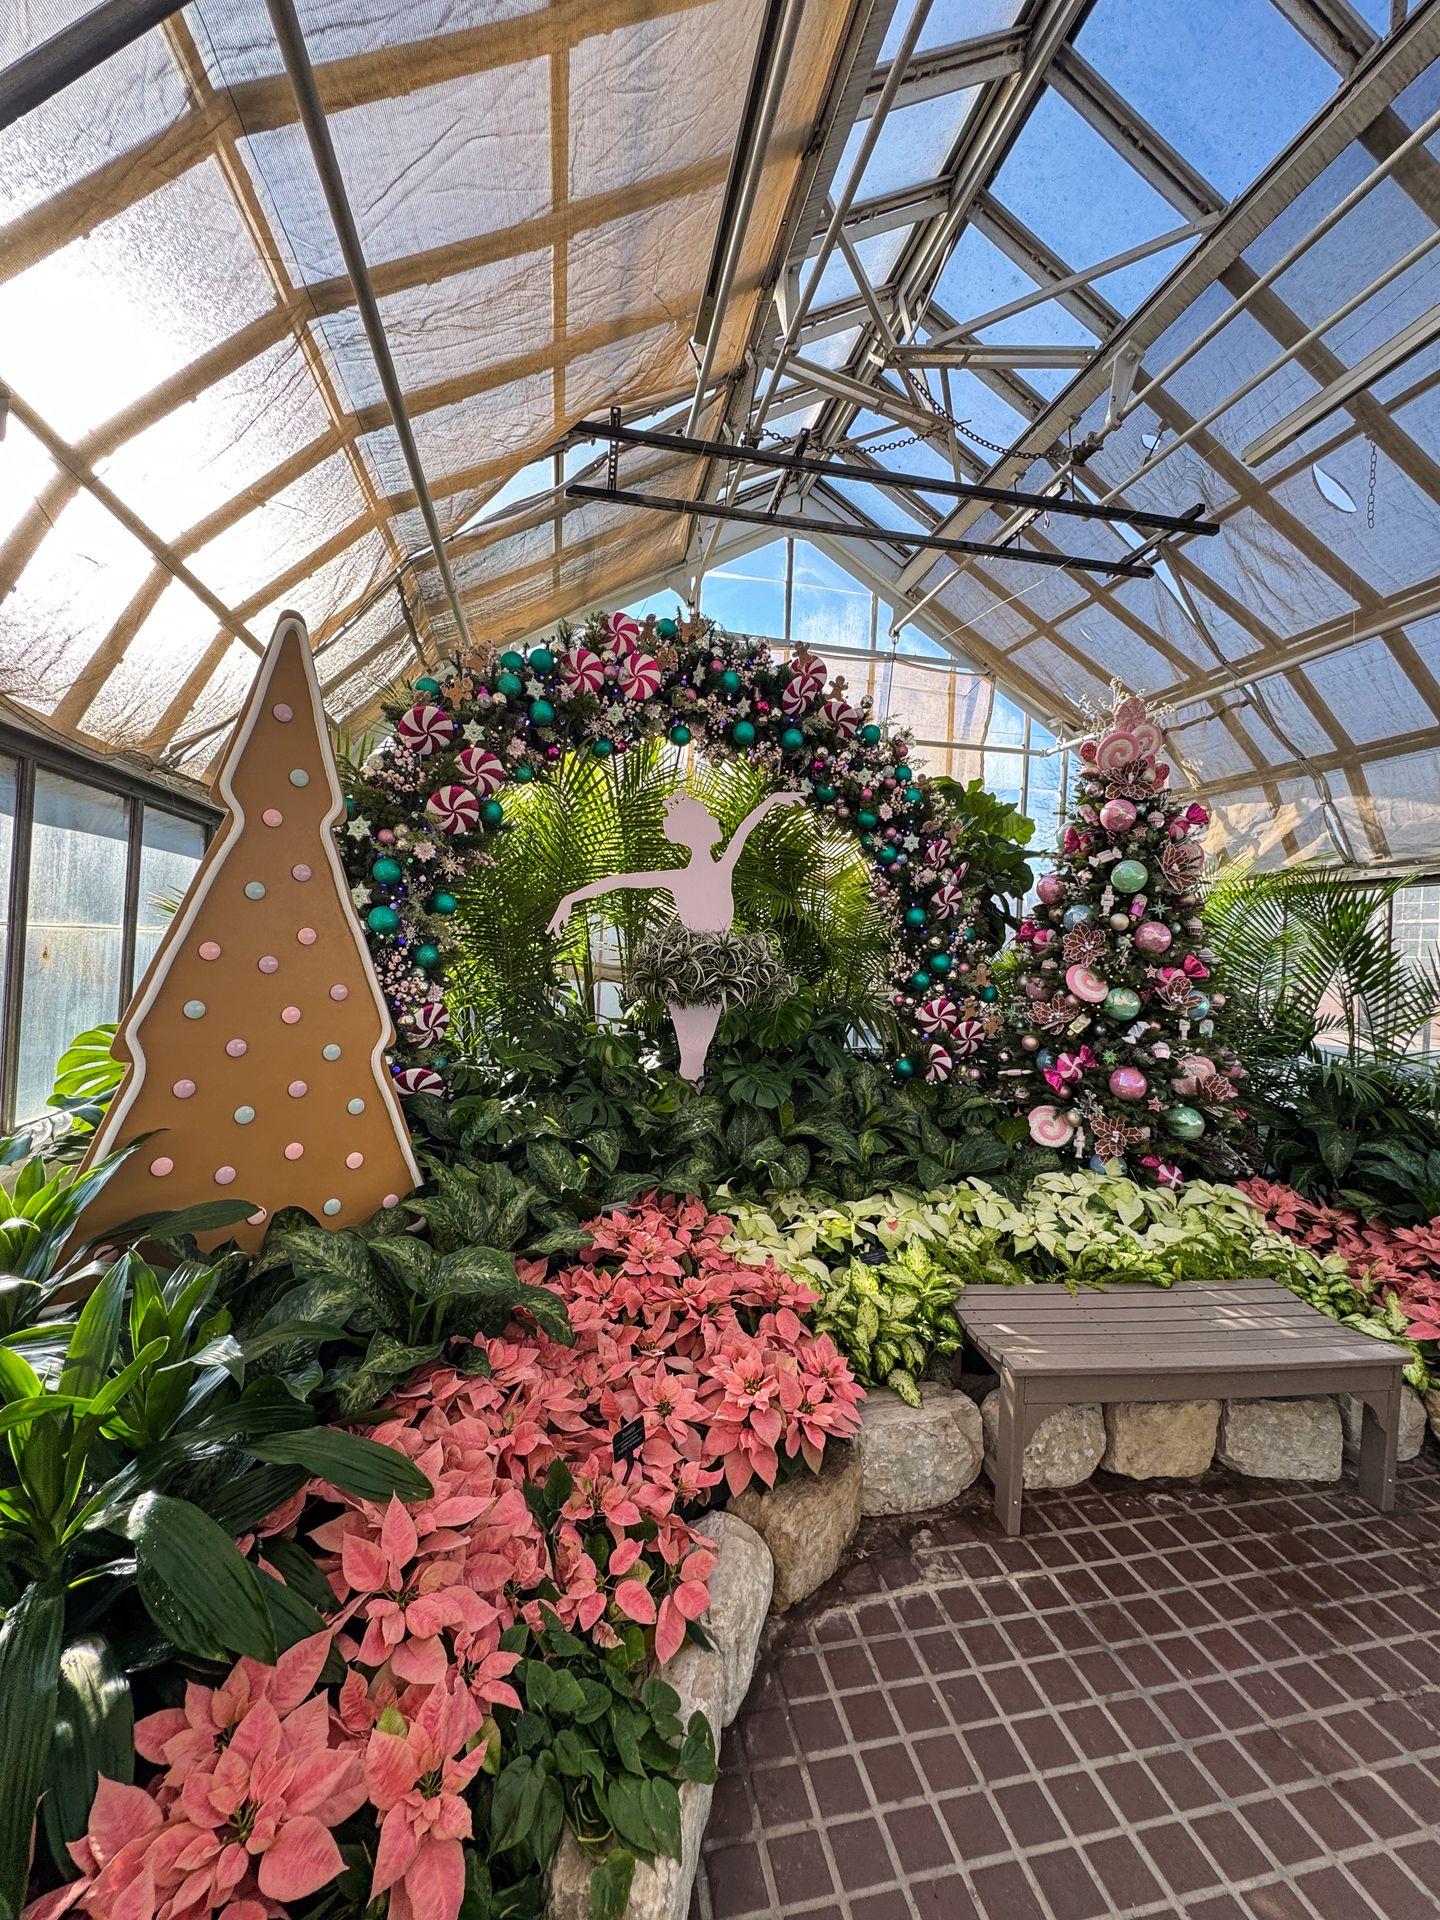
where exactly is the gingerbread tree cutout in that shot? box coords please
[79,612,421,1252]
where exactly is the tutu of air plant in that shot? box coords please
[628,920,787,1011]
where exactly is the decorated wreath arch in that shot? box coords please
[342,609,1004,1089]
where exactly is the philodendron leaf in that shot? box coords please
[41,1633,134,1868]
[243,1427,431,1503]
[0,1579,64,1919]
[126,1492,275,1664]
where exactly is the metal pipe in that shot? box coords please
[563,483,1154,577]
[566,415,1219,534]
[683,0,806,435]
[262,0,472,655]
[0,0,187,130]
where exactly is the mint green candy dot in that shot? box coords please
[289,768,309,787]
[347,1097,366,1115]
[234,1106,255,1125]
[323,1198,342,1217]
[183,1000,206,1020]
[244,882,266,900]
[322,1044,342,1061]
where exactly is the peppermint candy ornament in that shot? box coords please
[916,995,959,1035]
[821,698,861,736]
[407,998,450,1045]
[620,652,662,700]
[397,703,456,755]
[1029,1105,1076,1147]
[1130,718,1165,761]
[1094,729,1141,771]
[607,612,641,654]
[454,746,505,794]
[780,680,815,718]
[925,1043,953,1084]
[788,656,827,700]
[930,882,964,918]
[393,1065,445,1096]
[425,784,480,834]
[950,1017,986,1058]
[562,647,605,695]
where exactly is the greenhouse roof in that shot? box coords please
[2,0,1439,866]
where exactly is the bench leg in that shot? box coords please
[1356,1379,1401,1513]
[994,1370,1026,1537]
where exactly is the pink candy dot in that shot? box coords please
[296,927,317,946]
[198,941,221,961]
[382,1193,400,1209]
[214,1166,236,1186]
[273,703,293,722]
[281,1006,301,1024]
[288,1080,308,1098]
[248,1208,268,1227]
[292,864,312,882]
[258,955,279,974]
[284,1142,304,1160]
[345,1151,364,1169]
[263,809,284,828]
[329,984,348,1002]
[150,1156,173,1177]
[226,1038,247,1058]
[173,1079,195,1099]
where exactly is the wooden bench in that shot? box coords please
[955,1278,1408,1536]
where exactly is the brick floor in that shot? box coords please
[693,1453,1440,1919]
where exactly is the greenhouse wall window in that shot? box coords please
[0,732,215,1130]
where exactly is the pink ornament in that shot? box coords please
[1028,1105,1076,1147]
[620,652,662,700]
[425,784,481,833]
[1094,729,1141,771]
[789,656,827,700]
[1066,965,1108,1004]
[780,681,814,717]
[1035,874,1064,905]
[931,882,964,918]
[1099,797,1137,833]
[1132,921,1173,956]
[377,828,395,844]
[396,703,456,755]
[562,647,605,695]
[1109,1067,1148,1101]
[916,995,959,1035]
[607,611,641,652]
[455,746,506,793]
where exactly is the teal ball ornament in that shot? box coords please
[416,943,441,968]
[878,845,898,865]
[670,723,692,746]
[930,953,952,976]
[720,669,742,694]
[513,764,534,782]
[860,723,882,745]
[731,720,756,746]
[857,809,878,830]
[894,1057,915,1080]
[371,856,403,885]
[1062,904,1093,931]
[367,905,400,934]
[905,786,923,805]
[527,646,554,673]
[860,833,874,849]
[979,982,998,1002]
[481,798,504,827]
[1111,859,1149,894]
[782,727,805,751]
[430,891,458,915]
[496,671,523,699]
[1166,1104,1206,1141]
[657,617,679,639]
[815,784,837,803]
[413,676,441,696]
[592,739,614,758]
[499,650,525,671]
[1103,986,1142,1022]
[529,697,555,726]
[909,970,931,993]
[905,907,927,929]
[1188,993,1211,1021]
[895,764,912,781]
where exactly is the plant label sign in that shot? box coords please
[612,1416,646,1464]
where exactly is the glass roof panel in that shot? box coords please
[877,0,1025,65]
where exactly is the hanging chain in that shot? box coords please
[757,406,1039,464]
[1366,435,1377,531]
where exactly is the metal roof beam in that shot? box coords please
[892,343,1096,369]
[0,0,187,131]
[860,24,1027,114]
[802,178,952,255]
[1265,0,1377,74]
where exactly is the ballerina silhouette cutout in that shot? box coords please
[547,790,803,1081]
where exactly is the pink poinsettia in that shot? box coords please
[366,1685,490,1920]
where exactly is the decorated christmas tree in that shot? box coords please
[1002,691,1247,1182]
[78,613,420,1252]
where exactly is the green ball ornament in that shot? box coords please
[527,646,555,673]
[878,846,898,865]
[909,969,931,992]
[416,943,441,968]
[930,953,952,976]
[529,698,555,726]
[731,720,756,746]
[781,727,805,751]
[657,617,679,639]
[860,723,882,745]
[413,676,441,696]
[905,907,927,929]
[905,786,923,805]
[670,723,692,746]
[592,739,614,758]
[430,892,458,915]
[979,983,998,1002]
[344,795,356,817]
[894,764,912,781]
[499,651,525,672]
[857,809,878,830]
[1103,986,1142,1022]
[720,669,742,694]
[894,1058,915,1080]
[1111,859,1149,894]
[496,671,523,699]
[1166,1104,1206,1142]
[367,905,399,934]
[370,856,403,885]
[815,784,837,802]
[513,765,534,783]
[481,799,504,826]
